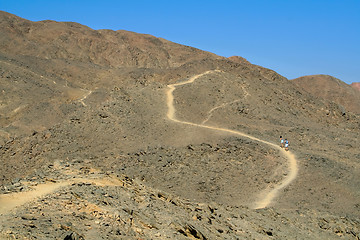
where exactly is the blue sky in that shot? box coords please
[2,0,359,84]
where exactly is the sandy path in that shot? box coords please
[78,89,93,106]
[0,176,124,215]
[166,71,298,209]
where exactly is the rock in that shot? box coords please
[63,232,84,240]
[21,214,37,220]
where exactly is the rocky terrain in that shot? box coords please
[1,159,359,239]
[0,11,359,239]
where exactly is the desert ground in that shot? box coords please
[0,11,359,239]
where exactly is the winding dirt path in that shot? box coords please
[166,70,298,209]
[0,71,297,214]
[0,176,124,215]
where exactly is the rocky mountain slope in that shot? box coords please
[0,10,221,69]
[351,82,360,91]
[292,74,360,114]
[0,11,359,239]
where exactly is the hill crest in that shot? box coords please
[0,11,222,69]
[292,74,360,114]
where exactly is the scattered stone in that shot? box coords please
[63,232,84,240]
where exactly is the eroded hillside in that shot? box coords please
[0,11,359,239]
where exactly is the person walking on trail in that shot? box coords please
[280,136,284,148]
[284,139,289,151]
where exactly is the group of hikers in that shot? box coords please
[279,136,289,151]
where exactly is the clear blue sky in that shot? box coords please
[2,0,359,84]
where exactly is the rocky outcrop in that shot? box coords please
[0,159,358,239]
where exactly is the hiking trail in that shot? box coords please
[0,175,124,215]
[0,71,298,215]
[166,70,298,209]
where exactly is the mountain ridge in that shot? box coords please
[292,74,360,114]
[0,10,223,69]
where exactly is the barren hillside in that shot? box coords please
[0,11,359,239]
[292,74,360,114]
[351,82,360,91]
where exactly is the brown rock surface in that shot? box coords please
[0,11,221,69]
[292,75,360,114]
[351,82,360,91]
[0,11,359,239]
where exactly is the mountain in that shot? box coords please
[292,75,360,114]
[0,11,359,239]
[0,11,222,69]
[351,82,360,91]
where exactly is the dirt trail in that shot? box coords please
[202,99,241,124]
[78,89,93,106]
[166,71,298,209]
[0,176,124,215]
[0,71,298,215]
